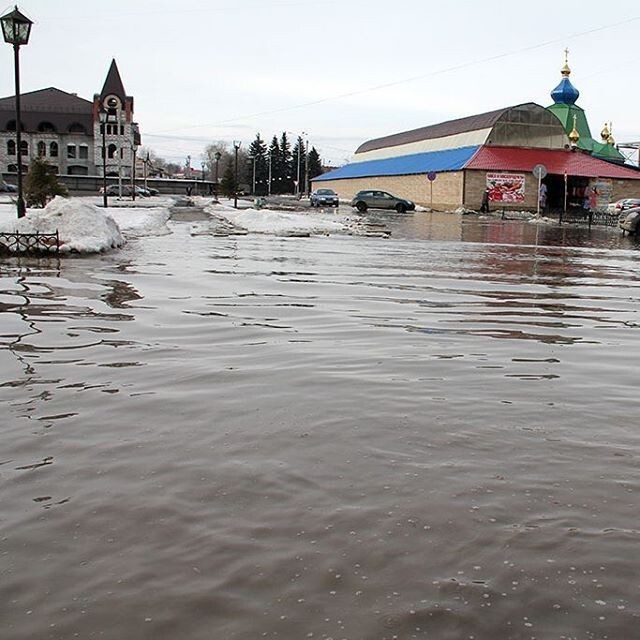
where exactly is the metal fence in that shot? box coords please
[0,230,60,254]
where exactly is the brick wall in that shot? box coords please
[311,172,464,210]
[464,169,538,211]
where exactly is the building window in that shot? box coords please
[120,126,124,135]
[20,141,28,156]
[7,140,16,155]
[50,142,59,157]
[37,121,56,133]
[37,141,46,157]
[67,145,76,159]
[6,119,24,132]
[68,122,86,134]
[107,144,117,159]
[79,145,88,160]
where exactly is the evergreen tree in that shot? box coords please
[307,147,323,181]
[248,133,268,195]
[268,135,281,194]
[279,132,293,194]
[24,157,68,208]
[220,164,236,197]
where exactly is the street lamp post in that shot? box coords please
[214,151,221,200]
[201,161,205,194]
[1,5,33,219]
[233,141,241,209]
[267,152,272,196]
[98,109,108,207]
[304,135,309,197]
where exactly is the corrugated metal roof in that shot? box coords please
[354,105,520,154]
[466,146,640,180]
[314,145,480,181]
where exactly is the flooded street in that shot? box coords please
[1,211,639,639]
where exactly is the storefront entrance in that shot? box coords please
[542,174,590,212]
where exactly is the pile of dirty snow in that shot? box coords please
[0,196,124,253]
[208,203,346,235]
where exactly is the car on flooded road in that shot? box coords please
[350,189,415,213]
[310,188,339,207]
[619,207,640,236]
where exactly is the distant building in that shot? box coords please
[0,59,140,179]
[313,53,639,210]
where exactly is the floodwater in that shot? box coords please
[1,211,639,640]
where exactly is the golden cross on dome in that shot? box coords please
[561,48,571,76]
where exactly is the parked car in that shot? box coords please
[310,188,339,207]
[146,186,159,196]
[607,198,640,214]
[619,207,640,236]
[0,181,17,193]
[100,185,150,197]
[350,189,415,213]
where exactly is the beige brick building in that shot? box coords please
[313,58,640,211]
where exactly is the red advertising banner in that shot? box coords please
[486,173,525,203]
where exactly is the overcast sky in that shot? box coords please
[1,0,639,166]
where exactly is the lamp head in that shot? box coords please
[1,6,33,46]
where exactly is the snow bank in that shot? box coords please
[208,202,347,235]
[107,206,171,237]
[0,196,124,253]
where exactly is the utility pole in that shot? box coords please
[267,152,272,196]
[233,141,241,209]
[117,105,123,198]
[304,136,309,197]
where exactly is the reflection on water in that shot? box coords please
[1,214,639,639]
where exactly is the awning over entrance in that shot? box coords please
[466,146,640,179]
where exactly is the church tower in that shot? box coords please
[92,60,140,178]
[546,50,623,163]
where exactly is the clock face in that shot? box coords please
[105,96,120,109]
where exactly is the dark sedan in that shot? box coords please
[350,189,415,213]
[310,188,339,207]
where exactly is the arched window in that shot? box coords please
[6,119,24,132]
[20,141,28,156]
[7,163,17,172]
[50,142,59,157]
[108,144,117,159]
[37,121,56,133]
[37,141,47,157]
[68,122,86,134]
[7,140,16,155]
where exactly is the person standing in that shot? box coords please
[588,186,598,211]
[480,188,491,213]
[538,182,548,212]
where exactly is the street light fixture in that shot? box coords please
[233,141,241,209]
[1,5,33,219]
[214,151,221,200]
[98,108,108,207]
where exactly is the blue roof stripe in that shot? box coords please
[315,145,481,181]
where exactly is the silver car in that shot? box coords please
[350,189,415,213]
[619,207,640,236]
[310,188,339,207]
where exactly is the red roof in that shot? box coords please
[466,146,640,180]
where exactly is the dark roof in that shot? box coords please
[314,146,480,181]
[355,104,524,154]
[0,88,93,134]
[100,59,127,101]
[0,87,92,114]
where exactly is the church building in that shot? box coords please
[0,59,140,179]
[312,53,640,210]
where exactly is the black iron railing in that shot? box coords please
[0,230,60,254]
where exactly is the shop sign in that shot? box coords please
[486,173,526,203]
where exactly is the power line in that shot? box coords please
[145,14,640,136]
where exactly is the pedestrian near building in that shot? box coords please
[538,181,548,212]
[480,188,490,213]
[588,186,598,211]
